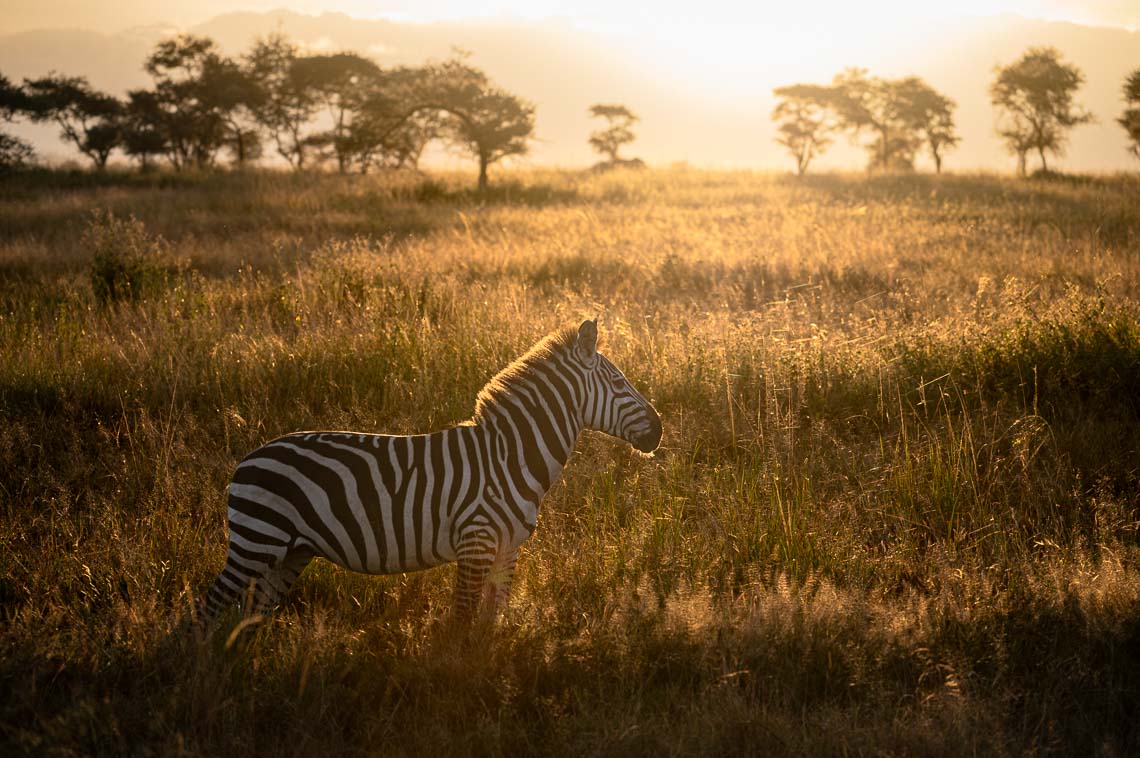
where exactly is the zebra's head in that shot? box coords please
[573,319,663,454]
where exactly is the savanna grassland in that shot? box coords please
[2,167,1139,755]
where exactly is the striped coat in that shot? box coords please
[203,319,662,620]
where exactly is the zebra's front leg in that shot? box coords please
[484,546,518,613]
[454,525,498,621]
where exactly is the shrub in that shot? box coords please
[86,210,180,305]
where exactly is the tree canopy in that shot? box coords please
[588,103,638,164]
[345,66,440,173]
[2,34,536,187]
[829,70,948,172]
[292,52,382,172]
[425,58,535,191]
[771,72,957,174]
[6,28,1133,179]
[23,74,123,169]
[0,74,32,119]
[990,47,1093,175]
[897,78,959,174]
[771,84,836,175]
[246,33,319,170]
[0,74,36,171]
[133,35,264,170]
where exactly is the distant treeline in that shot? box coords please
[0,33,533,189]
[1,34,1138,179]
[773,48,1140,176]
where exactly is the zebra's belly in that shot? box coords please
[312,489,462,575]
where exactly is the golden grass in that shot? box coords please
[1,167,1139,754]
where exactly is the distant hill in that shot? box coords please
[1,10,1136,171]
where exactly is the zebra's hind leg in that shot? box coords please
[250,545,315,615]
[201,543,279,624]
[201,536,313,624]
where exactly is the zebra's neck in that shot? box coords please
[470,335,587,505]
[476,380,582,501]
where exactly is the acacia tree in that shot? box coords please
[246,34,320,170]
[0,74,35,170]
[1119,68,1140,161]
[0,132,35,171]
[0,73,31,119]
[827,70,957,173]
[312,64,427,173]
[901,80,959,174]
[292,52,381,172]
[143,34,220,169]
[587,103,638,164]
[136,35,264,170]
[23,74,123,169]
[771,84,836,175]
[136,36,215,169]
[990,47,1093,175]
[427,58,535,191]
[121,90,169,170]
[348,72,439,173]
[829,69,923,171]
[205,56,265,168]
[367,110,438,170]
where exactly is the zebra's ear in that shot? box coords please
[576,318,598,363]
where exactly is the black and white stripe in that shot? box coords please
[203,319,662,621]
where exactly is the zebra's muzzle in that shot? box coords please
[632,410,663,453]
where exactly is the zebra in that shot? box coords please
[201,319,662,622]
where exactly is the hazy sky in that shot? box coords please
[4,1,1135,100]
[3,2,1135,97]
[3,0,1137,34]
[3,1,1137,171]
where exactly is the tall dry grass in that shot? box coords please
[2,167,1139,754]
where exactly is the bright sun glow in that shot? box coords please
[278,0,1133,95]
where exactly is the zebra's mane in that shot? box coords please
[472,325,579,422]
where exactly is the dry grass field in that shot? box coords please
[2,167,1139,755]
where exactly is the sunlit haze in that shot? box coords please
[2,0,1137,170]
[5,0,1138,33]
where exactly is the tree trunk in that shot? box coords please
[934,151,942,175]
[478,153,489,193]
[290,125,305,170]
[335,113,347,173]
[1038,146,1048,173]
